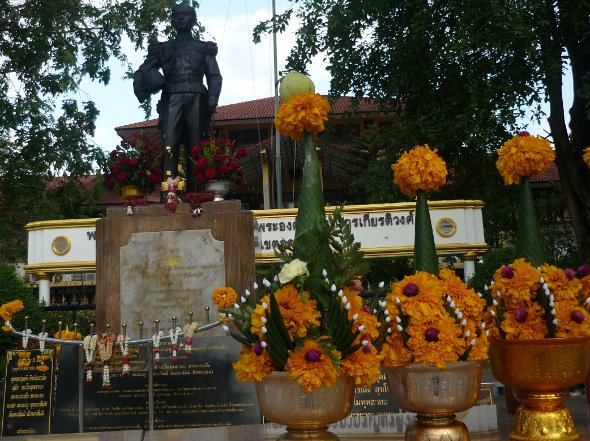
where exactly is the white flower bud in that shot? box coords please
[379,281,385,288]
[222,325,230,332]
[477,292,483,298]
[331,284,337,292]
[446,296,452,302]
[338,289,343,297]
[384,309,389,316]
[471,338,476,346]
[490,310,496,317]
[395,297,401,304]
[490,280,495,286]
[484,284,488,291]
[540,277,545,284]
[322,269,328,277]
[263,278,271,287]
[551,308,556,315]
[465,330,471,338]
[550,294,554,302]
[481,322,486,329]
[358,325,365,332]
[262,302,268,310]
[245,289,251,297]
[342,296,348,304]
[241,296,246,303]
[261,327,267,334]
[457,312,463,319]
[553,318,558,325]
[462,319,467,326]
[352,314,359,321]
[450,301,456,308]
[397,325,403,332]
[261,317,267,324]
[253,282,259,290]
[345,303,351,310]
[549,301,554,307]
[234,303,240,309]
[385,316,391,322]
[492,299,498,306]
[261,341,267,348]
[395,316,401,323]
[379,300,387,308]
[325,278,329,284]
[387,327,392,334]
[362,340,369,346]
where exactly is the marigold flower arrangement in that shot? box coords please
[380,146,489,369]
[485,132,590,341]
[212,73,384,393]
[104,132,163,195]
[583,146,590,168]
[190,129,247,186]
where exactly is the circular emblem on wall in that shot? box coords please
[51,235,71,256]
[436,217,457,238]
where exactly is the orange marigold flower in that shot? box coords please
[387,272,446,324]
[581,275,590,300]
[496,132,555,185]
[583,146,590,168]
[340,344,382,387]
[285,339,340,392]
[493,258,541,308]
[540,264,581,303]
[555,303,590,338]
[391,145,447,197]
[381,331,413,369]
[0,299,24,321]
[463,321,489,361]
[501,304,547,340]
[274,284,321,339]
[274,93,330,141]
[346,290,380,341]
[406,317,466,369]
[439,268,486,321]
[233,345,274,383]
[212,286,238,309]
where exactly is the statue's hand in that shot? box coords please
[207,95,218,109]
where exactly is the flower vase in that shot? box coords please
[384,361,484,441]
[256,372,354,440]
[489,337,590,441]
[120,185,143,200]
[205,179,231,201]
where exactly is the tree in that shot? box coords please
[257,0,590,261]
[0,0,193,261]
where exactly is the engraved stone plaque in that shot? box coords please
[120,230,225,336]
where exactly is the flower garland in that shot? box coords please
[21,328,32,349]
[583,146,590,168]
[391,145,447,197]
[152,330,164,365]
[97,334,116,390]
[496,131,555,185]
[274,93,330,141]
[183,322,199,355]
[117,334,131,376]
[169,326,181,362]
[36,354,50,372]
[184,192,214,216]
[38,331,48,351]
[83,334,99,383]
[165,177,182,213]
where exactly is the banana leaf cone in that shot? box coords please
[516,176,546,268]
[292,133,332,290]
[414,190,439,275]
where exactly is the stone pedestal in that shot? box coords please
[95,201,255,337]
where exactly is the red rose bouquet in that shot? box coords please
[104,133,163,195]
[190,130,247,186]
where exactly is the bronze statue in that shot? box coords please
[133,3,222,192]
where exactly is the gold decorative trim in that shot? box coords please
[255,243,488,263]
[253,200,484,219]
[435,217,457,238]
[25,218,100,231]
[24,262,96,274]
[51,235,72,256]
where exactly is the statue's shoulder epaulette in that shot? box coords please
[197,40,218,56]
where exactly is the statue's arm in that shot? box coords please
[202,41,222,108]
[133,43,165,103]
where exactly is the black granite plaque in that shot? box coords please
[52,344,80,434]
[350,370,400,417]
[1,349,54,436]
[152,336,260,429]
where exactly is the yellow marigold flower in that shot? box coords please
[501,304,547,340]
[406,317,466,369]
[346,289,380,341]
[233,345,274,382]
[583,146,590,168]
[439,268,486,321]
[212,286,238,309]
[285,339,340,392]
[496,132,555,185]
[463,321,489,361]
[2,326,11,333]
[555,303,590,338]
[340,344,382,387]
[274,284,321,339]
[388,272,446,324]
[250,297,269,338]
[381,331,413,369]
[540,264,581,303]
[391,145,447,197]
[274,93,330,141]
[581,275,590,300]
[493,258,541,309]
[0,299,24,321]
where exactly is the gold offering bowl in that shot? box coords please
[384,361,484,441]
[489,337,590,441]
[256,372,354,440]
[120,185,144,200]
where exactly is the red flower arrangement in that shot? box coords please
[190,130,247,186]
[104,133,163,195]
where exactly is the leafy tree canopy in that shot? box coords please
[257,0,590,261]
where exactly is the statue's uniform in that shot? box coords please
[134,39,222,191]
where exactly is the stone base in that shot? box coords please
[95,201,255,337]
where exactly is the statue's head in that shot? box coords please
[171,2,196,31]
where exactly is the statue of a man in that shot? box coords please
[133,3,222,192]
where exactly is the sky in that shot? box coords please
[79,0,331,153]
[77,0,568,154]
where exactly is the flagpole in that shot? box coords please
[272,0,283,209]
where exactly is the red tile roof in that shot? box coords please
[530,162,560,182]
[115,96,386,131]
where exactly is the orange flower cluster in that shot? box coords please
[496,132,555,185]
[0,300,24,322]
[274,93,330,141]
[485,259,590,339]
[391,145,447,197]
[382,270,488,369]
[212,287,238,310]
[584,146,590,168]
